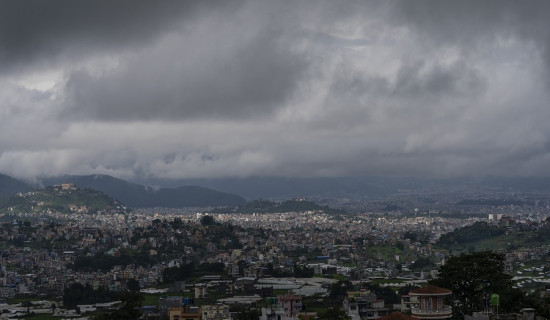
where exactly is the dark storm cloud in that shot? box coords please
[390,1,550,39]
[2,0,550,180]
[388,0,550,73]
[0,0,219,72]
[63,26,310,120]
[313,58,485,132]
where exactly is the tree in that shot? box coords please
[235,308,261,320]
[126,278,141,293]
[199,262,226,274]
[329,280,354,304]
[94,292,144,320]
[436,222,504,247]
[294,263,314,278]
[365,283,399,304]
[532,292,550,319]
[430,251,514,319]
[409,256,435,270]
[63,283,114,309]
[200,215,215,226]
[162,262,195,283]
[398,284,419,296]
[320,307,350,320]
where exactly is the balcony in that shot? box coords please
[411,306,452,319]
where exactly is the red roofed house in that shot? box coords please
[409,285,452,319]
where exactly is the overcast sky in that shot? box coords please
[1,0,550,182]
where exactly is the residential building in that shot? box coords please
[202,303,231,320]
[260,306,288,320]
[168,306,201,320]
[409,285,452,319]
[400,294,419,312]
[277,294,302,317]
[343,291,389,320]
[159,296,182,319]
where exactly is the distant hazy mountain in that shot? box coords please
[0,174,32,197]
[41,175,246,208]
[134,176,406,200]
[132,176,550,200]
[479,176,550,192]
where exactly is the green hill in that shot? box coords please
[41,174,246,207]
[437,221,506,247]
[436,220,550,252]
[0,185,124,214]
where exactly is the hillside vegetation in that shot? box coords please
[212,199,347,214]
[42,174,246,207]
[0,186,124,214]
[436,220,550,252]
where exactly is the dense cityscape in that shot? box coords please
[0,182,548,319]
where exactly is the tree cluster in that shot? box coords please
[63,283,114,309]
[437,222,505,247]
[162,262,195,283]
[430,251,527,319]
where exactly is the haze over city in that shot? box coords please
[1,0,550,183]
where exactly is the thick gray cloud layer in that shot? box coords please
[1,0,550,180]
[0,0,198,72]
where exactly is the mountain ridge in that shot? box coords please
[132,176,550,200]
[0,173,33,197]
[40,174,246,208]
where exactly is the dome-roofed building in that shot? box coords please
[409,285,452,320]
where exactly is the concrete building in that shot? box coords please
[400,294,419,312]
[277,294,302,317]
[409,285,452,320]
[343,291,389,320]
[159,296,182,319]
[168,306,201,320]
[202,304,230,320]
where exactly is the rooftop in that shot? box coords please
[410,285,452,296]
